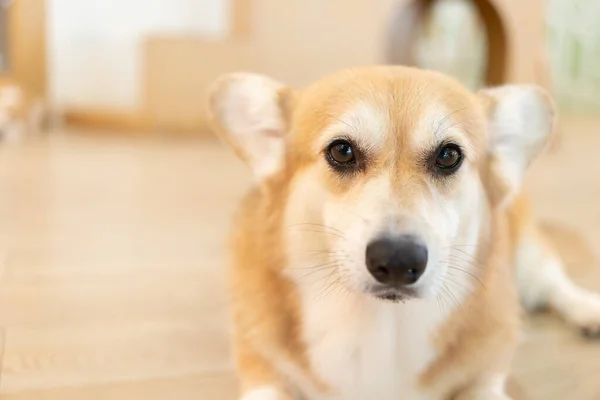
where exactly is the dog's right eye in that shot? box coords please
[327,140,356,166]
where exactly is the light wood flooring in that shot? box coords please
[1,118,600,399]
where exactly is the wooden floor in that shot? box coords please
[1,119,600,399]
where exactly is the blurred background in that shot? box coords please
[0,0,600,399]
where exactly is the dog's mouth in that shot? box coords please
[367,285,418,303]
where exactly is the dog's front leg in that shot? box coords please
[452,374,512,400]
[235,341,296,400]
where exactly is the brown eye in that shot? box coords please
[327,140,356,165]
[434,144,463,172]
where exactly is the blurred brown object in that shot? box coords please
[1,0,46,101]
[388,0,551,89]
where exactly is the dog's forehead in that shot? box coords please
[292,67,481,151]
[317,97,458,152]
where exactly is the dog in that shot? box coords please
[207,66,600,400]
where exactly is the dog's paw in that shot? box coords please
[240,386,291,400]
[453,375,513,400]
[454,391,513,400]
[558,289,600,338]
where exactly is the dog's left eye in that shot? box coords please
[434,144,463,173]
[327,140,356,165]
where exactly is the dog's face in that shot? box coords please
[209,67,555,302]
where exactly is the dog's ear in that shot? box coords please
[207,73,294,180]
[478,85,556,207]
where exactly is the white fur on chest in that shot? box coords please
[297,291,447,400]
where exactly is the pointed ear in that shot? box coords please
[207,73,294,180]
[478,85,556,207]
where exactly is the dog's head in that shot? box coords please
[208,66,554,302]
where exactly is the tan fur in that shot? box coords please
[230,178,306,394]
[209,66,576,399]
[228,175,332,396]
[419,207,520,396]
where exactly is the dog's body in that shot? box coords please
[208,66,600,400]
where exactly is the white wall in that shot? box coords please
[47,0,228,110]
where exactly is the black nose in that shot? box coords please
[365,236,428,286]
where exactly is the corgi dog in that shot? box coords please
[208,66,600,400]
